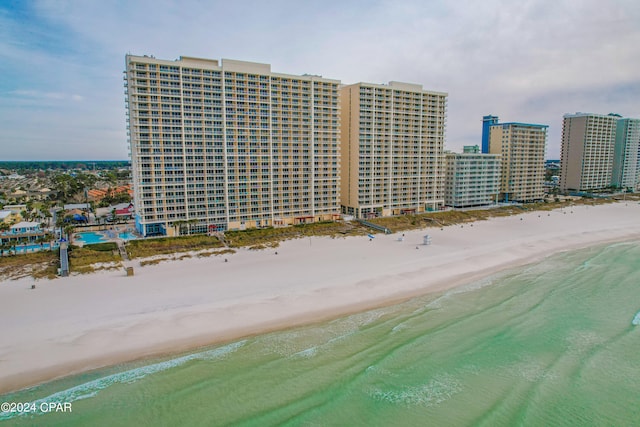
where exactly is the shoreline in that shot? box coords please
[1,202,640,395]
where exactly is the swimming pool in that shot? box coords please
[11,243,59,253]
[75,232,108,245]
[118,232,137,241]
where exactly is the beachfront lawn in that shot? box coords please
[125,234,225,259]
[68,243,122,274]
[367,198,616,232]
[225,221,367,249]
[0,250,59,281]
[69,242,122,273]
[367,209,497,232]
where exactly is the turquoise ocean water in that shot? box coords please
[2,241,640,426]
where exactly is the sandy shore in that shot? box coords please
[1,202,640,394]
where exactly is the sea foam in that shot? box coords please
[0,340,246,421]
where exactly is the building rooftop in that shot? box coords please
[490,122,549,128]
[63,203,91,211]
[11,221,41,229]
[563,112,621,119]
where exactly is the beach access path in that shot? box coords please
[1,202,640,394]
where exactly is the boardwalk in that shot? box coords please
[59,242,69,276]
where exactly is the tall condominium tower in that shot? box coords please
[638,142,640,191]
[125,55,340,236]
[487,118,547,202]
[612,118,640,190]
[444,145,501,208]
[340,82,447,218]
[481,115,499,154]
[559,113,618,192]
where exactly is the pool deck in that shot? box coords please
[74,226,140,246]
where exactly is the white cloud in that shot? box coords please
[1,0,639,160]
[9,90,84,101]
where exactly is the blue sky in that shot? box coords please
[1,0,639,160]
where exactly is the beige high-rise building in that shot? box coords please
[560,113,618,192]
[444,145,501,208]
[340,82,447,218]
[125,55,340,236]
[488,119,547,202]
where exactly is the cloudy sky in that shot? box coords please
[1,0,639,160]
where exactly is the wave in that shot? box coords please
[0,340,247,421]
[368,374,461,407]
[632,311,640,326]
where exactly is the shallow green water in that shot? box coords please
[3,242,640,426]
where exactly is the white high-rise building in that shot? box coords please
[125,55,340,236]
[560,113,618,192]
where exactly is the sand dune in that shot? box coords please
[1,202,639,394]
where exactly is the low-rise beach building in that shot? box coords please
[444,145,501,208]
[2,204,26,215]
[0,221,46,245]
[0,210,18,224]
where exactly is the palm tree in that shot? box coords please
[173,220,186,236]
[63,224,76,242]
[43,209,52,227]
[187,218,198,235]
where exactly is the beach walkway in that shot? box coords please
[116,239,129,262]
[59,242,69,276]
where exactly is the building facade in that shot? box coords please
[488,118,547,202]
[340,82,447,218]
[125,55,340,236]
[444,145,501,208]
[638,140,640,191]
[559,113,618,192]
[612,118,640,190]
[481,115,498,154]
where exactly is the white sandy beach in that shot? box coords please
[1,202,639,394]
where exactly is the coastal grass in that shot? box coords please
[68,243,121,269]
[197,248,236,258]
[139,258,164,267]
[366,198,617,232]
[224,221,367,249]
[126,235,225,259]
[367,209,501,232]
[138,248,236,267]
[0,250,59,281]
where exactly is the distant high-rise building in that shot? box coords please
[444,145,501,208]
[125,55,340,236]
[612,118,640,190]
[487,117,547,202]
[340,82,447,218]
[559,113,618,192]
[637,140,640,191]
[481,115,499,153]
